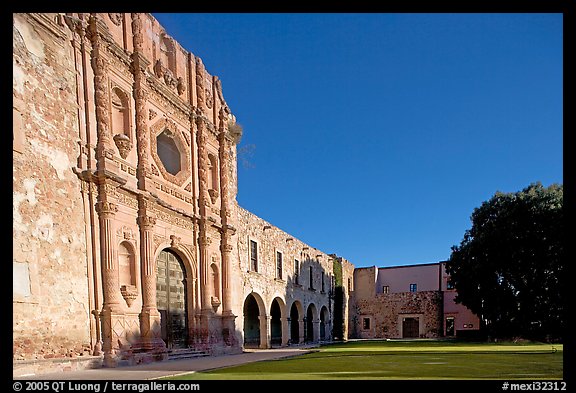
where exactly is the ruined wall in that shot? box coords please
[352,291,443,339]
[13,13,92,360]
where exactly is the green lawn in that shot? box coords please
[168,340,563,380]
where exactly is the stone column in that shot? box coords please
[95,196,121,367]
[299,318,305,344]
[313,319,321,343]
[137,200,166,353]
[88,14,115,168]
[281,317,290,346]
[131,13,152,191]
[259,315,271,349]
[196,114,212,313]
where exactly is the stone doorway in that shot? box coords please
[290,302,300,344]
[243,294,261,348]
[402,317,419,338]
[270,299,282,346]
[156,249,188,349]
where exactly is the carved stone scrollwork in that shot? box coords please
[113,133,132,159]
[170,234,181,248]
[64,15,87,37]
[208,189,219,204]
[95,201,118,216]
[137,215,156,229]
[154,59,184,95]
[149,109,157,121]
[205,88,213,109]
[108,13,123,26]
[195,57,205,108]
[177,77,185,96]
[120,285,138,307]
[221,244,233,253]
[199,235,211,247]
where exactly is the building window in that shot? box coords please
[294,259,299,284]
[249,240,258,272]
[447,280,455,290]
[156,130,181,175]
[363,317,371,330]
[409,283,417,292]
[321,272,325,292]
[309,266,314,290]
[382,285,389,294]
[276,251,283,280]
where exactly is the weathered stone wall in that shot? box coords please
[235,206,335,345]
[352,291,443,339]
[13,13,92,360]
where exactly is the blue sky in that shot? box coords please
[153,13,563,268]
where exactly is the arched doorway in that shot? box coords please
[320,306,329,341]
[270,298,282,346]
[306,303,317,343]
[290,302,301,344]
[156,249,188,349]
[243,293,261,348]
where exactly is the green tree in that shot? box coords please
[445,182,563,341]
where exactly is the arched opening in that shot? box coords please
[210,263,220,305]
[156,249,188,349]
[306,303,317,343]
[118,241,136,287]
[320,306,329,341]
[111,87,130,138]
[243,293,261,348]
[290,302,301,344]
[270,299,282,346]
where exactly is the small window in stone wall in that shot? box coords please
[363,317,371,330]
[294,259,299,284]
[382,285,390,294]
[157,130,181,175]
[410,283,417,292]
[276,251,283,280]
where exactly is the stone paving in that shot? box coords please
[14,346,317,380]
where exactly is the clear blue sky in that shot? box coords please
[153,13,563,268]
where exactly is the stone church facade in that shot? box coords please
[13,13,479,377]
[13,13,355,375]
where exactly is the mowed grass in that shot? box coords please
[169,340,563,380]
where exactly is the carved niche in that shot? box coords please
[110,85,132,159]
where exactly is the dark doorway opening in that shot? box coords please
[156,249,188,349]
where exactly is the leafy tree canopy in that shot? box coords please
[445,182,563,341]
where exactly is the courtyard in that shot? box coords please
[168,339,563,380]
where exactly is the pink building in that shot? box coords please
[350,262,480,339]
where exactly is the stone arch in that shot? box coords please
[320,305,329,341]
[270,297,286,347]
[305,303,318,343]
[243,292,266,349]
[289,300,304,345]
[110,86,130,138]
[155,248,189,349]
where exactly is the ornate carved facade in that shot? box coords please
[13,13,350,375]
